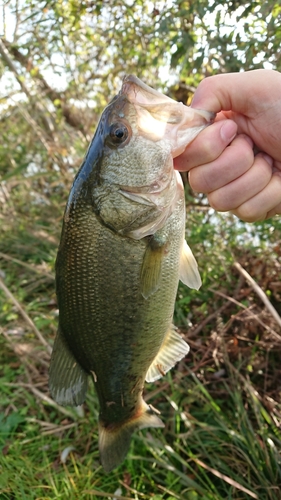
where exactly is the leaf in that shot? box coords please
[0,412,25,444]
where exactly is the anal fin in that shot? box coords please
[179,239,201,290]
[145,326,189,383]
[49,326,88,406]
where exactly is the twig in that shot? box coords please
[41,423,77,436]
[1,327,46,375]
[119,480,147,498]
[0,276,52,353]
[209,287,249,310]
[1,354,77,420]
[234,262,281,331]
[83,491,132,500]
[189,301,231,337]
[192,457,258,499]
[0,38,32,98]
[0,251,54,280]
[16,101,55,160]
[25,417,77,434]
[0,38,53,135]
[191,275,245,337]
[155,484,182,499]
[28,385,77,420]
[209,287,281,340]
[3,382,47,389]
[144,382,170,402]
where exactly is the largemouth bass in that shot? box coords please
[49,75,214,472]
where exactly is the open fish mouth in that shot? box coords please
[120,75,215,155]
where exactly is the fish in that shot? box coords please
[49,75,215,473]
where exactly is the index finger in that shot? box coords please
[174,118,237,171]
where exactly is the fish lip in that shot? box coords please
[121,75,167,102]
[120,75,215,152]
[121,74,215,124]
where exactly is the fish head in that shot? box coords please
[68,75,215,238]
[121,75,215,157]
[97,75,215,187]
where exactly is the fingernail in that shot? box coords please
[220,120,237,143]
[257,152,273,166]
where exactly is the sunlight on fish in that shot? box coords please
[49,74,215,473]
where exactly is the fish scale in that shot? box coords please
[49,75,214,472]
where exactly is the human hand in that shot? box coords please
[174,70,281,222]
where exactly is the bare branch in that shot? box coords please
[0,36,55,135]
[234,262,281,331]
[1,37,88,132]
[0,276,52,353]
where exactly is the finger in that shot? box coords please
[188,134,254,193]
[208,153,273,212]
[174,119,237,171]
[231,171,281,222]
[266,200,281,219]
[191,70,275,115]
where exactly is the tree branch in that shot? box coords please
[1,37,87,132]
[0,37,54,136]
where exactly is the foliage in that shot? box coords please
[0,0,281,498]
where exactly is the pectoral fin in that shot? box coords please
[140,234,169,299]
[179,239,201,290]
[49,326,88,406]
[145,327,189,383]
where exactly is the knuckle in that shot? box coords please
[188,171,199,192]
[232,204,262,223]
[189,169,209,193]
[232,136,254,165]
[197,77,213,94]
[208,191,229,212]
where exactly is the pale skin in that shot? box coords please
[174,69,281,222]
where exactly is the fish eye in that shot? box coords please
[107,122,130,148]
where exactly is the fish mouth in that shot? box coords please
[121,75,173,106]
[120,75,215,157]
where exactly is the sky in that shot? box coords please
[0,1,274,101]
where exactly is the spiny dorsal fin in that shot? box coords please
[145,326,189,383]
[49,326,88,406]
[140,233,169,299]
[179,239,201,290]
[99,401,164,473]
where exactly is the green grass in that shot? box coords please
[1,199,281,499]
[1,334,281,499]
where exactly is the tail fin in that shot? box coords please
[98,401,164,473]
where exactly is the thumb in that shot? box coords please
[191,70,272,115]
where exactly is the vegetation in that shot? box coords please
[1,1,281,498]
